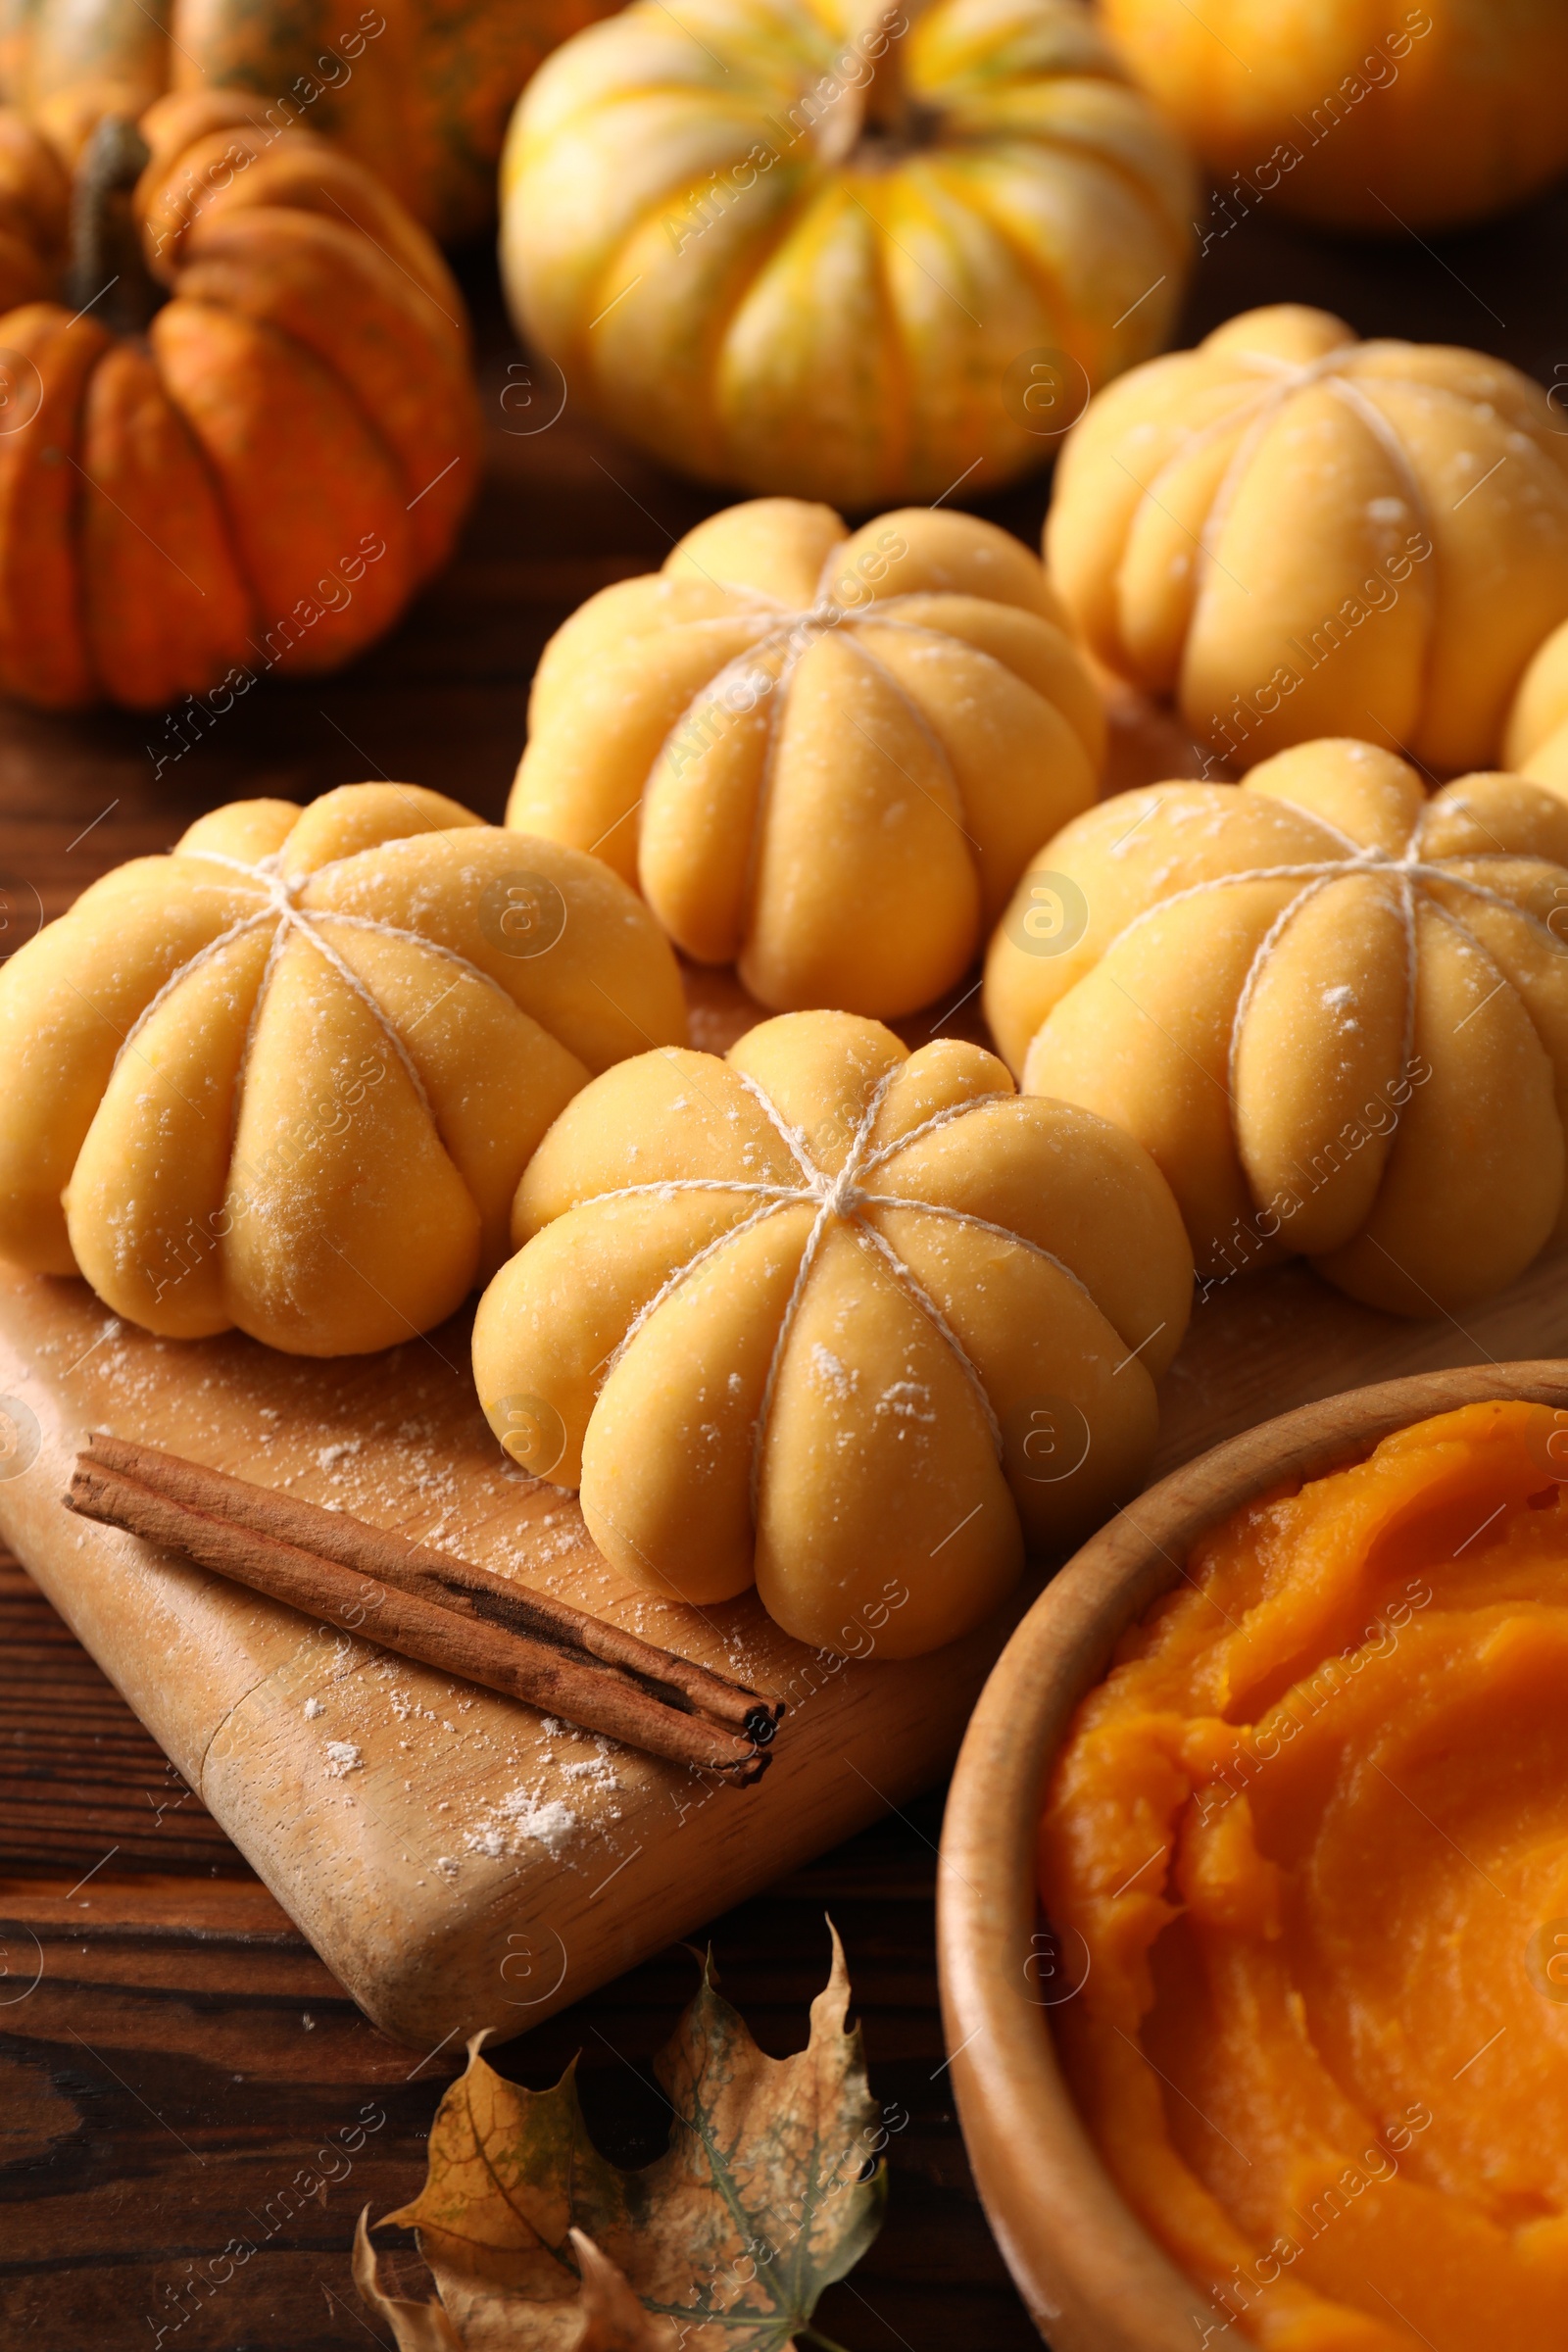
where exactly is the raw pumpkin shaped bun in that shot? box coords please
[508,498,1106,1018]
[471,1011,1192,1657]
[0,784,686,1356]
[1046,303,1568,773]
[500,0,1196,508]
[1505,613,1568,796]
[985,737,1568,1316]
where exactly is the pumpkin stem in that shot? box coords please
[859,0,918,136]
[815,0,936,169]
[67,115,162,336]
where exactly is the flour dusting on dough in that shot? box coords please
[876,1378,937,1425]
[810,1343,858,1398]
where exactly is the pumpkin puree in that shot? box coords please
[1040,1399,1568,2349]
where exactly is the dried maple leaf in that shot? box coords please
[355,1924,886,2351]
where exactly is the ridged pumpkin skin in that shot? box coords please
[472,1011,1192,1654]
[0,0,612,241]
[0,92,479,710]
[1047,303,1568,776]
[507,498,1106,1018]
[1103,0,1568,234]
[984,738,1568,1317]
[499,0,1196,507]
[0,106,65,304]
[0,784,687,1356]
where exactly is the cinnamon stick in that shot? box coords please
[84,1433,781,1742]
[66,1438,780,1785]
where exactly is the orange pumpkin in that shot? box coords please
[1102,0,1568,234]
[0,91,479,711]
[0,0,613,243]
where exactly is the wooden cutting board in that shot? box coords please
[4,693,1566,2053]
[5,1171,1566,2055]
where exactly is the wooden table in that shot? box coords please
[4,180,1567,2348]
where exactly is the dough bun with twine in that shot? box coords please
[1045,303,1568,774]
[0,783,687,1356]
[471,1009,1193,1657]
[1504,612,1568,797]
[506,497,1106,1019]
[985,737,1568,1317]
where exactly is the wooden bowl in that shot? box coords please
[936,1359,1568,2351]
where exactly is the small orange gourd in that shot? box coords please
[1102,0,1568,233]
[0,0,615,243]
[0,92,479,711]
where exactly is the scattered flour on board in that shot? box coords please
[557,1739,622,1792]
[304,1698,325,1720]
[457,1725,625,1865]
[494,1514,588,1569]
[463,1793,579,1861]
[323,1740,363,1778]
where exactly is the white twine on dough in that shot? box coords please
[110,843,535,1135]
[1102,331,1554,639]
[1139,332,1546,594]
[559,1058,1125,1521]
[63,829,578,1289]
[631,594,989,959]
[610,535,1082,934]
[1044,792,1559,1113]
[1194,342,1442,579]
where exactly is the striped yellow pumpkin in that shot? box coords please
[500,0,1196,506]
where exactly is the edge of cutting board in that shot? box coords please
[0,1265,1039,2048]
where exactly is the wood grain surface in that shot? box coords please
[0,1247,1068,2051]
[4,179,1568,2348]
[0,1552,1024,2352]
